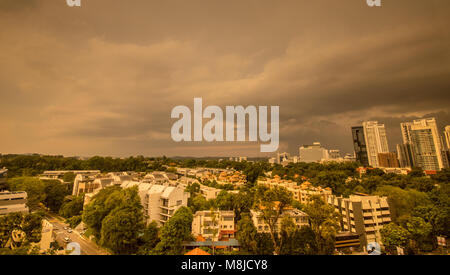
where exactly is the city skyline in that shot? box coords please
[1,1,450,157]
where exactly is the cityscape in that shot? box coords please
[0,0,449,262]
[0,116,449,255]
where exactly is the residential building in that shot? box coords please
[327,194,391,248]
[299,142,329,163]
[41,170,101,180]
[362,121,390,168]
[72,174,113,196]
[377,152,400,168]
[401,118,448,170]
[192,210,236,241]
[258,177,332,204]
[334,232,361,252]
[250,207,309,233]
[0,191,29,216]
[351,126,369,166]
[121,181,190,226]
[199,184,222,200]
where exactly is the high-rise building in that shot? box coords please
[377,152,400,168]
[400,118,448,171]
[396,143,415,168]
[362,121,390,168]
[351,126,369,166]
[299,142,329,163]
[444,125,450,150]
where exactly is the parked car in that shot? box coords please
[64,237,71,243]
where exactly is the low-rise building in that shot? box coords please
[41,170,100,180]
[199,184,222,200]
[258,177,332,204]
[192,210,236,241]
[0,191,29,216]
[121,181,190,226]
[327,194,391,248]
[250,207,309,233]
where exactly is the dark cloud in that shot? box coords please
[0,0,449,157]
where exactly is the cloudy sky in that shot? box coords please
[0,0,449,158]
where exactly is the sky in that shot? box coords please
[0,0,449,158]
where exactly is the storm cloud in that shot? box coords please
[0,0,449,157]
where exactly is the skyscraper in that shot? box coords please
[352,126,369,166]
[444,125,450,150]
[362,121,390,168]
[396,143,415,168]
[400,118,447,171]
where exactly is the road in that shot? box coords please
[43,211,109,255]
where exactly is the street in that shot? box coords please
[43,211,109,255]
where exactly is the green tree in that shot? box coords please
[8,177,45,210]
[380,222,410,254]
[303,196,340,255]
[152,207,193,255]
[137,221,160,255]
[59,195,84,218]
[406,217,433,253]
[236,213,259,254]
[100,206,145,254]
[253,186,293,255]
[42,181,67,212]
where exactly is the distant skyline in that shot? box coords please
[1,1,450,157]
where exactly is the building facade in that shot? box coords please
[362,121,390,168]
[0,191,29,216]
[250,208,309,233]
[445,125,450,150]
[191,210,236,241]
[401,118,448,171]
[121,181,190,226]
[299,142,329,163]
[351,126,369,166]
[327,194,391,248]
[377,152,400,168]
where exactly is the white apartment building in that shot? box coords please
[199,184,222,200]
[121,181,190,226]
[327,194,391,247]
[250,208,309,233]
[0,191,29,216]
[192,210,236,241]
[401,118,448,170]
[362,121,390,168]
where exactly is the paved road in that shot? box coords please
[44,212,109,255]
